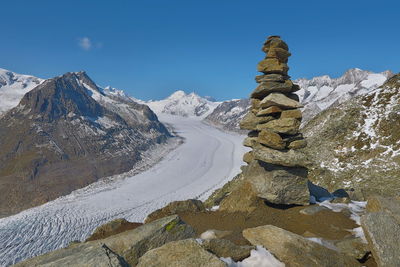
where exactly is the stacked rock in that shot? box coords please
[239,36,310,205]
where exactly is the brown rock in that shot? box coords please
[262,36,289,52]
[243,137,257,147]
[257,129,285,150]
[255,74,289,83]
[256,106,282,116]
[202,239,254,262]
[257,58,289,75]
[281,109,302,119]
[145,199,205,223]
[239,112,274,130]
[251,98,261,109]
[288,139,307,149]
[251,80,295,99]
[266,47,291,62]
[243,225,360,267]
[257,118,301,135]
[259,93,303,109]
[219,180,260,213]
[243,151,254,164]
[86,218,142,241]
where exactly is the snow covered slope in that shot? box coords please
[146,90,221,118]
[0,115,248,266]
[295,68,393,123]
[0,68,43,116]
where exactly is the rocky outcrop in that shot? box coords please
[16,215,195,266]
[0,71,171,217]
[243,225,360,267]
[361,196,400,266]
[86,218,142,241]
[301,74,400,199]
[145,199,205,223]
[239,36,309,205]
[136,239,227,267]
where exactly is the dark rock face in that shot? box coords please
[301,74,400,199]
[0,72,171,217]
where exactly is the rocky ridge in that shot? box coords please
[239,36,310,205]
[0,71,171,217]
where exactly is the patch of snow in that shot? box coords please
[221,246,285,267]
[306,237,338,251]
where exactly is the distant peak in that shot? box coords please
[168,90,187,99]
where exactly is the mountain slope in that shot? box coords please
[0,71,170,217]
[301,73,400,199]
[0,68,43,116]
[146,90,221,118]
[296,68,393,123]
[204,99,250,133]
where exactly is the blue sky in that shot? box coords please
[1,0,399,101]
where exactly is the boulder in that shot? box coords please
[251,98,261,109]
[14,243,129,267]
[239,112,274,130]
[259,93,303,109]
[244,160,309,205]
[287,139,307,149]
[145,199,205,223]
[255,74,289,83]
[136,239,227,267]
[266,47,291,62]
[219,180,260,212]
[257,118,301,135]
[252,143,311,167]
[243,225,360,267]
[202,239,254,261]
[262,36,289,52]
[257,129,285,150]
[86,218,142,241]
[256,106,282,116]
[102,215,195,265]
[251,80,294,99]
[361,211,400,267]
[334,236,369,260]
[366,195,400,223]
[280,109,302,119]
[257,58,289,75]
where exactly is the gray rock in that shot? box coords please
[366,196,400,223]
[243,225,359,267]
[137,239,227,267]
[145,199,205,223]
[202,239,254,262]
[14,243,129,267]
[253,143,311,167]
[259,93,303,109]
[299,205,329,215]
[334,236,369,260]
[239,111,274,130]
[244,160,309,205]
[361,212,400,267]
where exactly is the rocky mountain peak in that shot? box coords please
[17,72,107,122]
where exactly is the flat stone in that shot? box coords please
[244,160,309,205]
[252,142,311,167]
[257,118,301,135]
[257,129,285,150]
[288,139,307,149]
[243,151,254,163]
[255,74,289,83]
[243,137,257,147]
[266,47,291,62]
[202,239,254,262]
[239,112,274,130]
[334,236,369,260]
[259,93,303,109]
[251,98,261,109]
[256,106,282,116]
[136,239,227,267]
[262,36,289,52]
[361,212,400,266]
[251,80,294,99]
[280,109,302,119]
[243,225,360,267]
[257,58,289,75]
[14,243,129,267]
[299,205,329,215]
[145,200,205,223]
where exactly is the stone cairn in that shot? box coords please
[239,36,310,205]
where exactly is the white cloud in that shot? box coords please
[78,37,92,51]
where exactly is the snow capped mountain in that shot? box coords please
[146,90,221,118]
[0,68,43,116]
[295,68,393,123]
